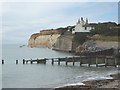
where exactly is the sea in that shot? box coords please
[1,44,119,88]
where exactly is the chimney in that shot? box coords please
[81,17,83,21]
[86,18,88,24]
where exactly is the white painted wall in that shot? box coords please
[72,18,93,34]
[73,24,91,33]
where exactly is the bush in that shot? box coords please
[89,22,118,36]
[73,33,88,44]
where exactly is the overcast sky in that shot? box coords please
[1,1,118,44]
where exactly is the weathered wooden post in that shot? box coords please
[30,59,33,64]
[105,57,107,67]
[58,58,60,65]
[73,58,75,66]
[80,57,82,66]
[37,61,39,64]
[65,57,68,66]
[2,60,4,64]
[16,60,18,64]
[52,59,54,65]
[44,58,46,64]
[31,61,33,64]
[26,61,28,64]
[23,59,25,64]
[96,57,98,67]
[88,56,91,67]
[37,59,39,64]
[88,63,90,67]
[114,57,117,67]
[66,61,68,66]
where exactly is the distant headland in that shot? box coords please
[28,17,120,55]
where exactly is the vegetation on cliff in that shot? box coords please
[73,33,89,44]
[30,33,40,40]
[39,29,63,35]
[89,22,119,36]
[90,35,120,42]
[56,26,75,34]
[56,22,119,36]
[88,22,119,42]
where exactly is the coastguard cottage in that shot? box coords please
[72,17,94,34]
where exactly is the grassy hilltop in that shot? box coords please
[57,22,120,42]
[89,22,120,41]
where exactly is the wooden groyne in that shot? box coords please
[2,55,120,67]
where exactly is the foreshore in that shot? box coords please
[54,73,120,90]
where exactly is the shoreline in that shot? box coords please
[54,73,120,90]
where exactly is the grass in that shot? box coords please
[91,35,120,42]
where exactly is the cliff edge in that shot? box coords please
[28,29,62,48]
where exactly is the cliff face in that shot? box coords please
[35,34,60,48]
[28,34,60,48]
[28,33,40,46]
[28,30,87,52]
[28,29,61,48]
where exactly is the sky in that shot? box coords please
[0,1,119,44]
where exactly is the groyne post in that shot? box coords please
[114,58,117,67]
[96,57,98,67]
[58,58,60,65]
[105,57,107,67]
[16,60,18,64]
[26,61,28,64]
[52,59,54,65]
[88,56,91,67]
[65,57,68,66]
[23,59,25,64]
[37,59,39,64]
[44,58,46,64]
[2,60,4,64]
[88,64,90,67]
[73,57,75,66]
[80,58,82,66]
[30,59,33,64]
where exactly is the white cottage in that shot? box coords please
[72,17,93,34]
